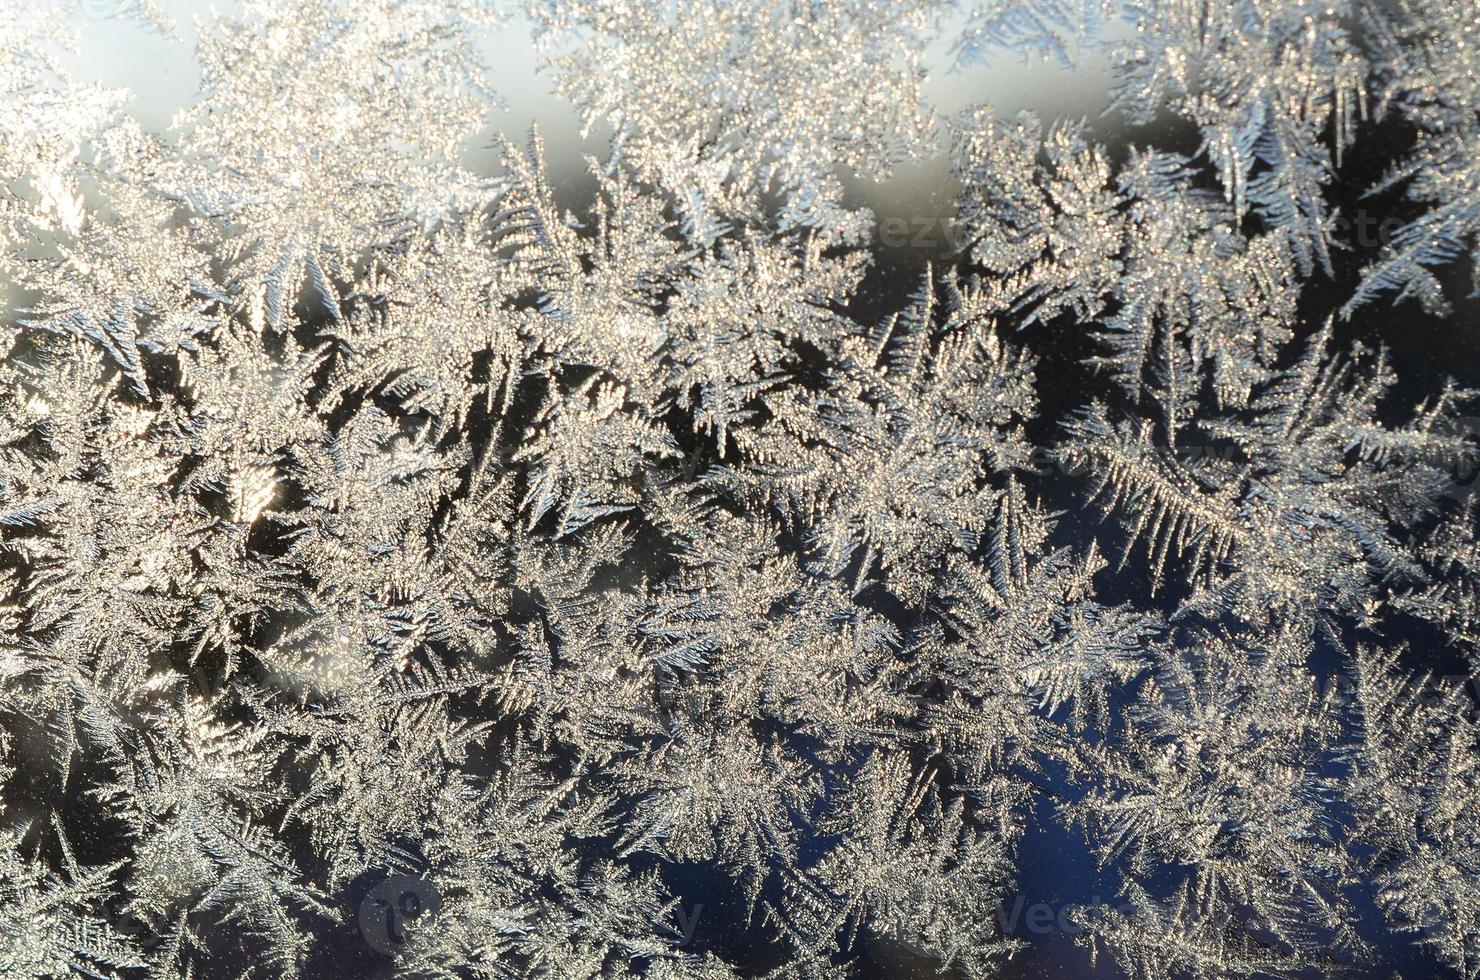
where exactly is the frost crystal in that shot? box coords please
[1,2,1479,979]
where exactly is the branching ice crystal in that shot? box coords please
[1,1,1479,978]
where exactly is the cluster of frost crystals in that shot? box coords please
[0,2,1479,980]
[523,0,943,243]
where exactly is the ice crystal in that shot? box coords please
[1,2,1479,979]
